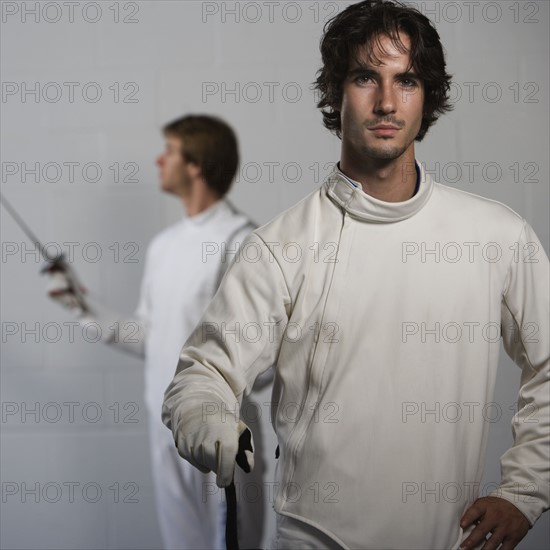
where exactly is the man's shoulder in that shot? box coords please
[433,181,525,227]
[149,201,254,246]
[254,186,327,242]
[219,199,257,231]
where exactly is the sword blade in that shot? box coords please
[0,191,59,262]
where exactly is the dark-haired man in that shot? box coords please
[46,115,265,549]
[163,2,549,549]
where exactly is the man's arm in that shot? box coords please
[460,220,550,549]
[78,296,147,358]
[162,232,290,486]
[44,246,154,359]
[215,220,275,391]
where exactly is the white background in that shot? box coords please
[1,1,549,548]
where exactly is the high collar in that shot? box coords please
[183,198,228,227]
[324,161,434,223]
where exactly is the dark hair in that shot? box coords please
[314,0,453,141]
[163,114,239,196]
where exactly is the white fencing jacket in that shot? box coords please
[163,163,549,549]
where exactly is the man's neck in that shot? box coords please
[339,149,418,202]
[180,188,221,217]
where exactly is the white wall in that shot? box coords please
[1,1,548,548]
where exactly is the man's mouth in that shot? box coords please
[369,125,401,136]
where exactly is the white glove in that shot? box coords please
[174,411,254,488]
[44,260,89,314]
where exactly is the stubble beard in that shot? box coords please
[345,122,411,164]
[361,140,409,161]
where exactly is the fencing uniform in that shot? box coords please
[163,163,549,549]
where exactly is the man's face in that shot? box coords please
[339,33,424,162]
[156,135,192,195]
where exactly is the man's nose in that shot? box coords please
[374,84,397,115]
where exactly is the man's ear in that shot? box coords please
[186,161,202,179]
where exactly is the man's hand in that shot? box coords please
[460,496,530,550]
[44,261,89,314]
[174,418,254,488]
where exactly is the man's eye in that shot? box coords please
[400,79,418,88]
[355,75,372,84]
